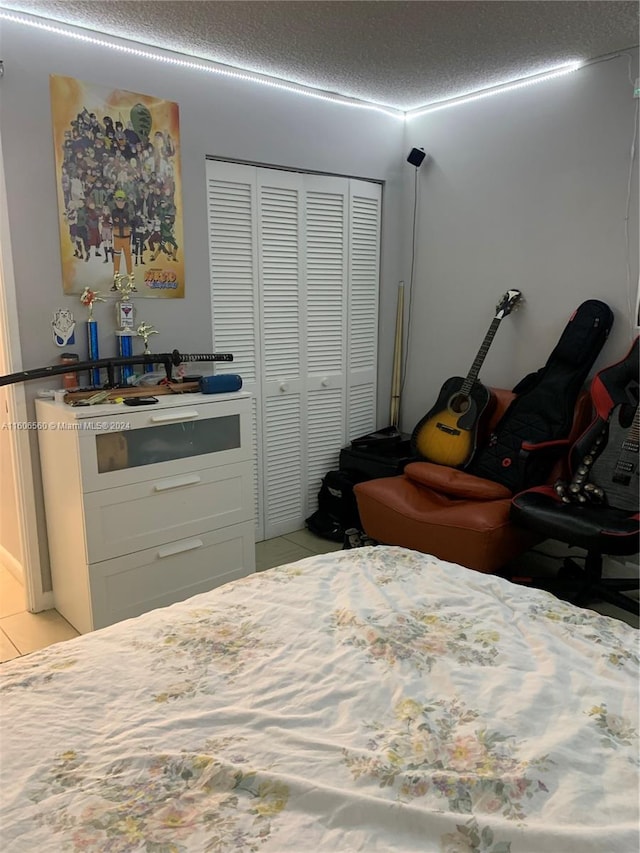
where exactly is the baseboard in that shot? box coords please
[0,545,55,612]
[0,544,24,584]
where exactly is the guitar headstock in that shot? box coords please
[495,289,523,319]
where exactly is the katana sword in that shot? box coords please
[0,351,233,388]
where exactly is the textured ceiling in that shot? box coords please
[2,1,638,110]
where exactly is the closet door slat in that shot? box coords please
[208,162,381,541]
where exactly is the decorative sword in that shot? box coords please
[0,351,233,388]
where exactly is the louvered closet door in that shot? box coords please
[304,175,348,516]
[347,180,381,441]
[206,162,264,540]
[207,160,381,542]
[257,169,306,538]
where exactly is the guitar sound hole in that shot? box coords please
[449,394,470,415]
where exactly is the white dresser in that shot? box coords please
[36,392,255,634]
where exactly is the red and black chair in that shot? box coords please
[510,337,639,614]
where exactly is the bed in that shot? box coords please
[1,546,637,852]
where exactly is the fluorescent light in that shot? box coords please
[0,9,405,118]
[406,62,583,119]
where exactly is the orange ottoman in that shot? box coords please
[354,462,539,574]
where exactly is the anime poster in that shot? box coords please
[50,75,185,298]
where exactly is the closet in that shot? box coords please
[206,160,381,540]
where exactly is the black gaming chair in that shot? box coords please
[510,337,639,615]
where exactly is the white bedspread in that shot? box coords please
[1,546,638,852]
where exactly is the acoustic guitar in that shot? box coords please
[411,289,523,468]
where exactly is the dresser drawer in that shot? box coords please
[78,396,252,492]
[84,461,254,563]
[87,521,255,632]
[36,392,257,636]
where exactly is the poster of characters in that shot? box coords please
[50,75,185,298]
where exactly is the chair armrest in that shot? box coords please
[519,438,574,485]
[404,462,513,500]
[521,438,571,453]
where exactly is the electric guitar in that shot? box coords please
[587,405,639,511]
[411,289,523,468]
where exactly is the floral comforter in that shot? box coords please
[1,546,638,852]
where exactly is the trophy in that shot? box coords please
[113,273,138,383]
[80,287,106,387]
[113,272,137,328]
[136,322,159,373]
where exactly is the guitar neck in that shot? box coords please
[460,317,502,395]
[589,406,639,511]
[625,408,640,447]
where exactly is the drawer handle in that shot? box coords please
[153,474,202,492]
[157,539,204,559]
[149,410,199,423]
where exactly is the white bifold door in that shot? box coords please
[206,160,381,541]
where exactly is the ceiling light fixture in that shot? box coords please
[406,62,583,119]
[0,9,405,119]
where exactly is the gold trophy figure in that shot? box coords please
[80,287,106,321]
[137,322,159,374]
[136,322,159,354]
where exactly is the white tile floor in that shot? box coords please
[255,528,342,572]
[0,529,342,663]
[0,530,635,663]
[0,565,79,662]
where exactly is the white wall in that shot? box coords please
[0,18,406,592]
[401,51,639,432]
[1,17,637,595]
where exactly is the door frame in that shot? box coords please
[0,128,51,612]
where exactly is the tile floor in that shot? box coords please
[0,529,342,663]
[0,530,636,664]
[0,565,79,662]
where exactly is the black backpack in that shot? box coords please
[305,469,363,542]
[467,299,614,492]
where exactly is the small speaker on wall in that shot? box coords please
[407,147,426,167]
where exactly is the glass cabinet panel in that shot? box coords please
[95,414,240,473]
